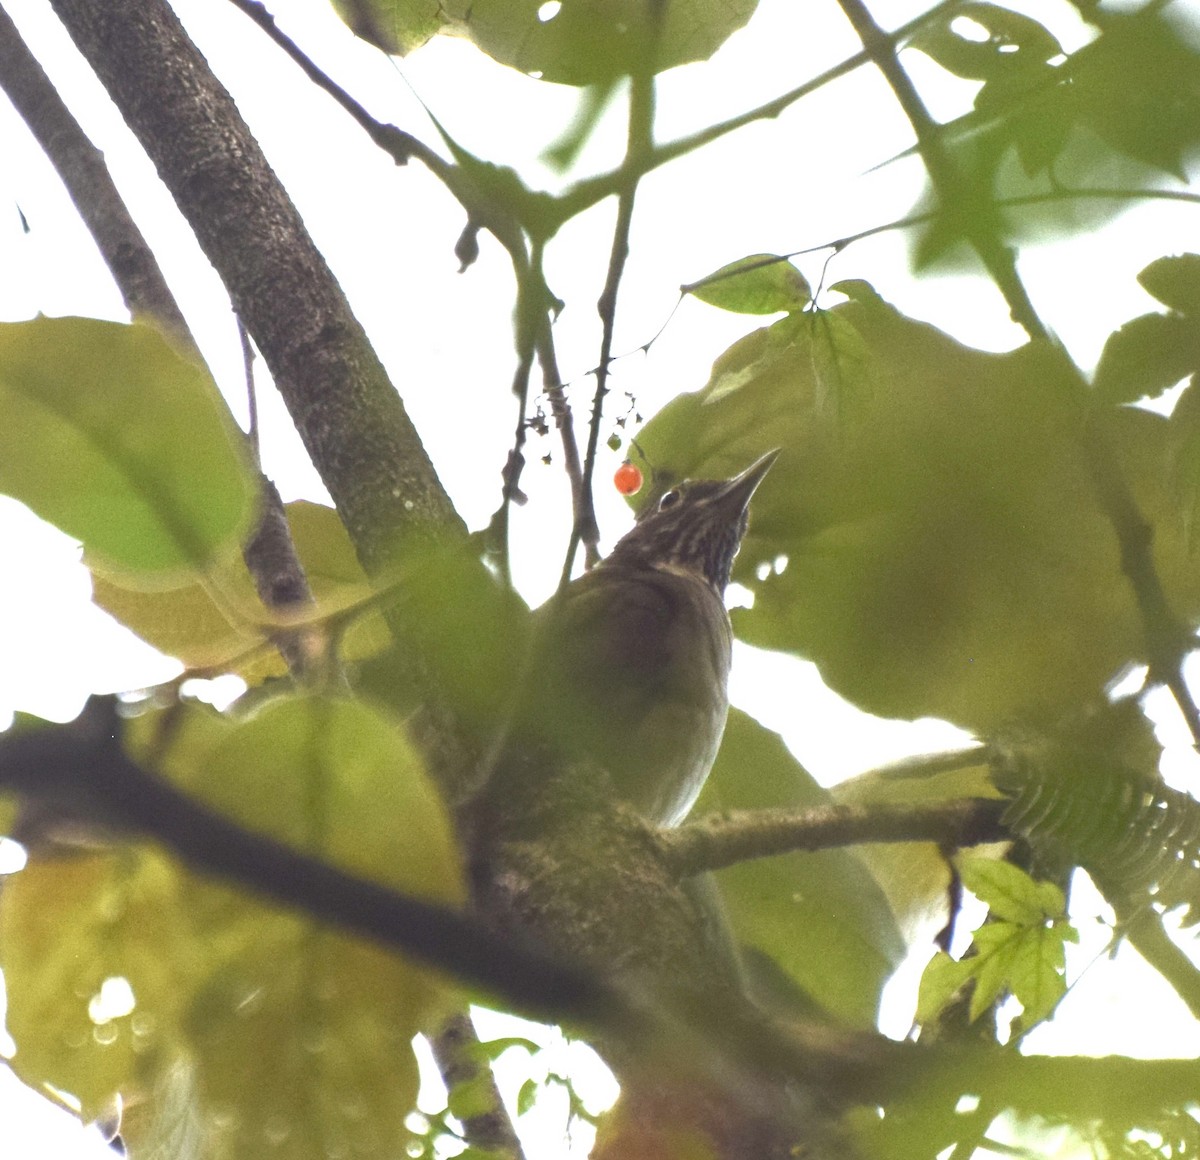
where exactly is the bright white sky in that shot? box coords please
[0,0,1198,1155]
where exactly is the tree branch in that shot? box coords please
[225,0,591,549]
[0,3,321,680]
[428,1011,526,1160]
[0,699,614,1026]
[0,3,191,345]
[48,0,463,576]
[663,798,1008,878]
[561,34,658,582]
[834,0,1046,340]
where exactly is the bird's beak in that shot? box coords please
[715,448,780,512]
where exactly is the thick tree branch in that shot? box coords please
[0,699,615,1025]
[663,798,1008,878]
[48,0,463,577]
[0,3,191,345]
[0,4,318,679]
[225,0,591,551]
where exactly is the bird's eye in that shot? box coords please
[658,489,682,511]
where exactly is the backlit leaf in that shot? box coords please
[686,255,810,315]
[3,696,463,1158]
[1138,254,1200,316]
[0,317,254,584]
[341,0,758,84]
[630,285,1195,732]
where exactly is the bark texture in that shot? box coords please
[48,0,463,575]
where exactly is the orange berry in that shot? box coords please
[613,461,643,496]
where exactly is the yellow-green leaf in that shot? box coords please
[685,255,810,316]
[438,0,757,85]
[957,856,1058,926]
[0,846,194,1120]
[89,501,390,681]
[0,317,255,584]
[4,696,464,1157]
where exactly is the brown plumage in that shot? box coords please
[520,451,778,826]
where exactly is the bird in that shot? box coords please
[509,449,779,827]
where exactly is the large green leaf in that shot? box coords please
[905,7,1200,266]
[334,0,758,85]
[1,696,462,1159]
[630,282,1200,732]
[0,317,254,584]
[698,709,904,1026]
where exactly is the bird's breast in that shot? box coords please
[528,565,733,826]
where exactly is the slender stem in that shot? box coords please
[834,0,1046,340]
[563,47,658,582]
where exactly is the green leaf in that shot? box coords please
[436,0,758,85]
[0,846,193,1120]
[632,285,1195,732]
[2,696,464,1157]
[1008,924,1069,1027]
[698,710,905,1026]
[916,857,1073,1030]
[1138,254,1200,316]
[89,501,390,682]
[909,3,1061,81]
[957,856,1061,925]
[328,0,444,55]
[131,695,464,904]
[916,950,976,1024]
[1093,312,1200,404]
[516,1076,539,1118]
[0,317,254,583]
[809,307,879,423]
[969,921,1023,1022]
[685,255,810,315]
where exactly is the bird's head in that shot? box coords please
[605,449,779,593]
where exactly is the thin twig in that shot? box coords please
[834,0,1046,339]
[662,798,1008,878]
[240,318,261,464]
[562,38,659,582]
[224,0,451,178]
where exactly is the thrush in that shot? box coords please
[512,450,778,826]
